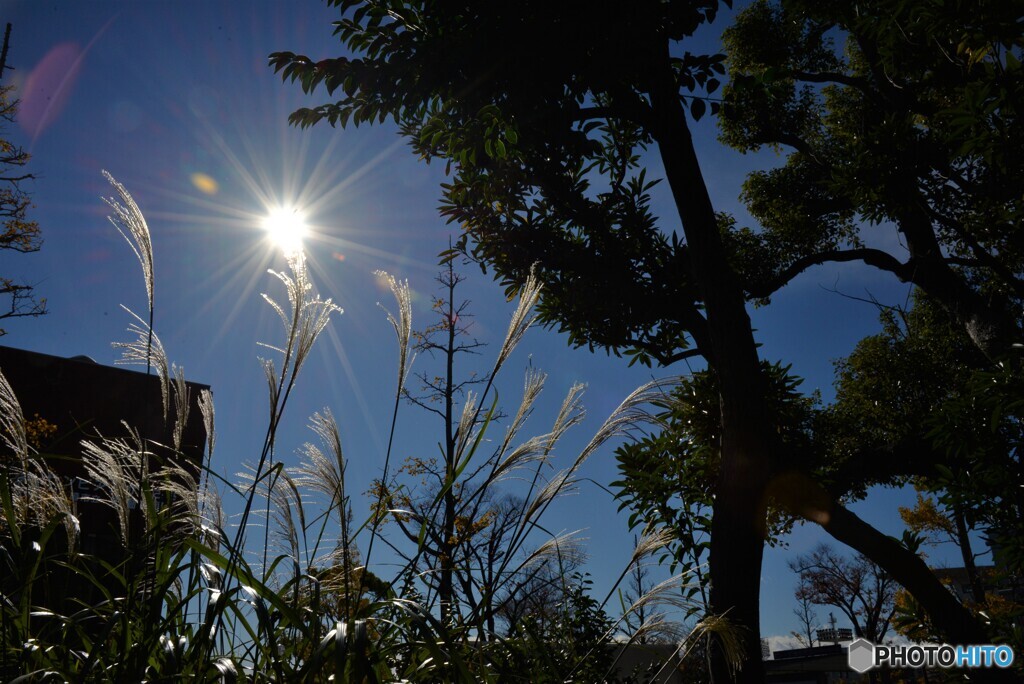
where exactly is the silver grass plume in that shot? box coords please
[294,409,346,511]
[113,305,170,420]
[452,390,478,463]
[82,423,198,544]
[20,463,78,550]
[628,525,675,568]
[3,461,78,549]
[675,613,745,678]
[234,463,266,514]
[629,612,686,645]
[199,484,224,551]
[0,369,78,548]
[572,376,682,469]
[494,368,546,458]
[259,357,280,425]
[235,462,276,551]
[198,388,216,462]
[293,409,357,594]
[234,463,259,492]
[364,271,412,572]
[585,574,694,681]
[196,388,221,548]
[374,270,413,396]
[0,367,27,462]
[521,469,575,523]
[154,458,202,536]
[491,379,583,482]
[505,380,674,598]
[521,530,586,570]
[103,170,154,315]
[270,471,303,567]
[81,427,149,547]
[543,381,587,454]
[491,433,549,483]
[491,381,587,548]
[501,382,586,510]
[496,265,541,369]
[622,573,696,616]
[261,251,341,404]
[171,364,190,452]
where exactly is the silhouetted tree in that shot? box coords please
[791,591,818,648]
[790,545,896,644]
[272,2,1021,678]
[0,24,45,334]
[271,4,794,677]
[722,1,1023,661]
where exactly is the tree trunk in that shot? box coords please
[893,189,1020,360]
[0,24,11,85]
[440,274,458,624]
[650,54,775,682]
[953,505,986,605]
[707,431,770,683]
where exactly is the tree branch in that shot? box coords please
[747,248,913,299]
[572,94,654,131]
[789,70,870,91]
[776,473,1006,660]
[927,208,1024,300]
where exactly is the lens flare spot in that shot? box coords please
[331,251,346,262]
[20,43,83,139]
[190,172,219,195]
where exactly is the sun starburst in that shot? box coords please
[262,205,307,255]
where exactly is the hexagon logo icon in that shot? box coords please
[848,638,875,673]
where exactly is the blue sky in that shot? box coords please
[0,0,970,644]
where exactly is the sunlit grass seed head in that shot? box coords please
[80,428,149,547]
[113,305,171,419]
[375,270,414,395]
[261,251,342,391]
[0,368,79,547]
[295,409,347,508]
[496,265,542,370]
[0,367,28,462]
[103,170,154,315]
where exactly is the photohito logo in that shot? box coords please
[848,638,1015,672]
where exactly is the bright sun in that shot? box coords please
[262,206,308,254]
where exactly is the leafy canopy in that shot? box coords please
[271,0,734,367]
[719,0,1023,354]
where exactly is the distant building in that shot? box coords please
[931,564,1024,607]
[817,627,853,644]
[766,644,862,683]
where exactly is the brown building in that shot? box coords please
[0,345,208,600]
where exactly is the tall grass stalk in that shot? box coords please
[363,271,412,577]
